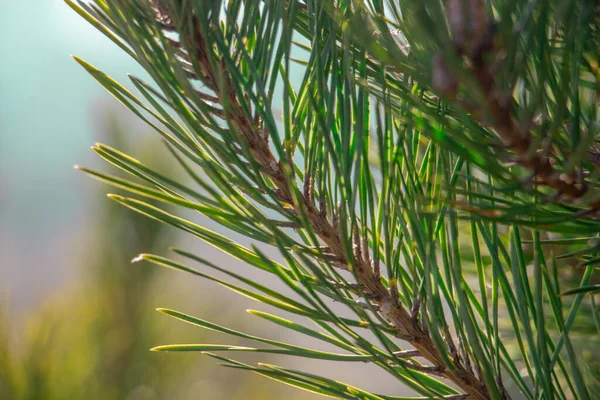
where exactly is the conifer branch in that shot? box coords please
[435,0,600,211]
[150,1,497,398]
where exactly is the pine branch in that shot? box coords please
[68,0,600,397]
[434,0,600,211]
[151,2,496,398]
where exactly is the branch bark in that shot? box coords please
[436,0,599,211]
[149,2,498,399]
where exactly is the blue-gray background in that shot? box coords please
[0,2,402,399]
[1,1,145,308]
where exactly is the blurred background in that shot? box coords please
[0,2,313,399]
[0,3,402,399]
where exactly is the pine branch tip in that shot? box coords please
[131,254,146,263]
[72,55,94,70]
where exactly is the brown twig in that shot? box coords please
[437,0,599,213]
[392,349,421,359]
[151,2,495,399]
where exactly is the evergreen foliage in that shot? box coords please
[69,1,600,398]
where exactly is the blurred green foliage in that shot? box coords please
[0,111,309,400]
